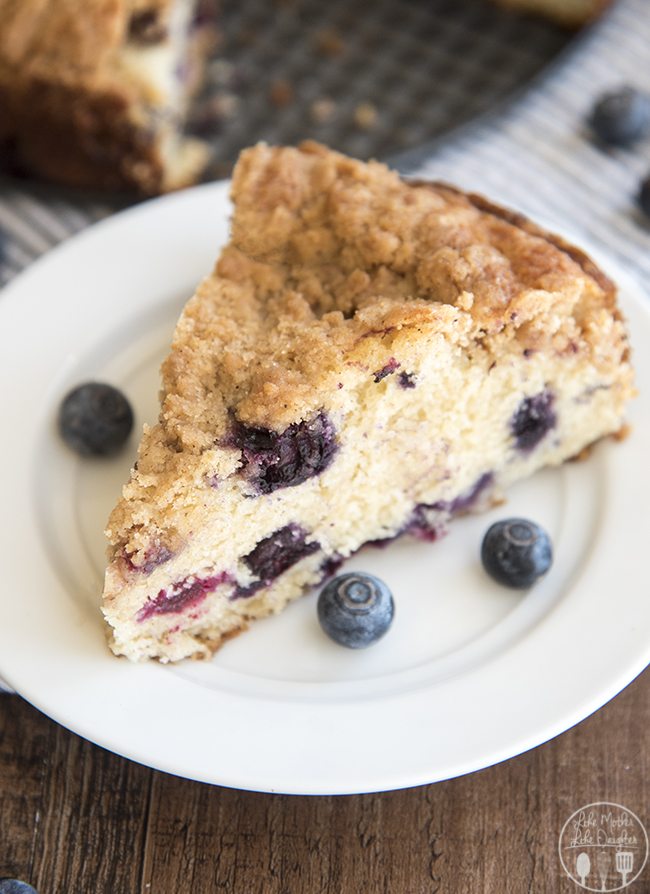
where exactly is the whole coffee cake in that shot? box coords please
[102,141,634,661]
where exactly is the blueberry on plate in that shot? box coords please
[0,880,39,894]
[317,572,394,648]
[588,86,650,146]
[481,518,552,589]
[58,382,134,457]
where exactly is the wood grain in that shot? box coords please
[0,669,647,894]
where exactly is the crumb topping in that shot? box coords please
[160,141,618,444]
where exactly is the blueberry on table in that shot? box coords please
[481,518,552,589]
[317,572,394,648]
[588,86,650,146]
[0,881,39,894]
[58,382,134,457]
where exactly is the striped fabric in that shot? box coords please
[0,194,116,287]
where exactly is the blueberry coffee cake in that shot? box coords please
[0,0,214,193]
[103,141,634,662]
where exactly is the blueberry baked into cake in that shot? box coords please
[0,0,214,193]
[103,142,634,662]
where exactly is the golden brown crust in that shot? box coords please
[611,422,632,442]
[151,141,620,448]
[191,622,249,659]
[425,184,617,301]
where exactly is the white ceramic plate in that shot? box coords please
[1,182,648,795]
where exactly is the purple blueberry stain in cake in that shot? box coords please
[431,471,494,515]
[367,529,407,548]
[406,472,494,541]
[373,358,400,383]
[231,412,338,495]
[231,524,320,599]
[122,543,174,575]
[137,571,231,622]
[398,371,416,389]
[404,507,447,543]
[574,382,611,405]
[319,553,345,581]
[231,581,265,600]
[511,389,557,452]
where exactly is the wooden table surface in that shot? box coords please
[0,668,647,894]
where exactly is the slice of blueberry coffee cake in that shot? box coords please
[103,141,635,662]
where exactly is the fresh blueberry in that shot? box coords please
[589,87,650,146]
[317,572,394,648]
[481,518,552,589]
[638,174,650,219]
[0,881,39,894]
[58,382,134,456]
